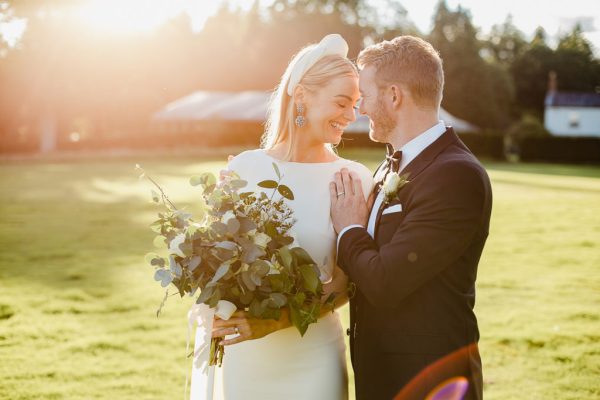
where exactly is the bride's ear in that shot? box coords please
[293,85,306,106]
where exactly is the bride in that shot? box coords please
[193,34,374,400]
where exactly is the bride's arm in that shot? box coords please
[213,267,351,346]
[320,265,349,312]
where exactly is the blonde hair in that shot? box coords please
[261,48,357,159]
[357,35,444,109]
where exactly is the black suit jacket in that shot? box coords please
[338,128,492,400]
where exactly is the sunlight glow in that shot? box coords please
[0,18,27,47]
[73,0,207,34]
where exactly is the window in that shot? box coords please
[568,112,580,128]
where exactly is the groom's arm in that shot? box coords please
[337,161,488,309]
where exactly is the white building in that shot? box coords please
[544,73,600,137]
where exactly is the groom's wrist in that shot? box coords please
[338,224,364,237]
[337,224,363,247]
[336,224,364,259]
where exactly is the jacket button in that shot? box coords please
[346,328,351,336]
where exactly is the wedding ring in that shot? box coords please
[336,191,345,197]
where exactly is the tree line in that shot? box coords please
[0,0,598,151]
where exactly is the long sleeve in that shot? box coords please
[337,161,489,309]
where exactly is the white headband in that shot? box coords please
[286,33,349,96]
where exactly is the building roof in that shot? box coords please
[154,90,479,132]
[545,91,600,108]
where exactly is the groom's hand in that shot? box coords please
[330,168,369,233]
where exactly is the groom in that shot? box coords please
[330,36,492,400]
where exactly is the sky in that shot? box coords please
[398,0,600,50]
[1,0,599,53]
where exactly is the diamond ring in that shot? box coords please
[336,191,345,197]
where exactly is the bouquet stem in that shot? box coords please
[209,337,224,367]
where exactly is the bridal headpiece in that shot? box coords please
[286,33,349,96]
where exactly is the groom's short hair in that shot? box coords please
[357,36,444,109]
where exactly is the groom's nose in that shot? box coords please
[358,100,367,115]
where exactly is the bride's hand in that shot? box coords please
[212,309,291,346]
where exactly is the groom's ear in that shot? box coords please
[390,85,402,108]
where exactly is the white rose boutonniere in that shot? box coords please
[382,172,409,205]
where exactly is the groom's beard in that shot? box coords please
[369,96,397,143]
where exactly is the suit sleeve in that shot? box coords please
[337,161,487,309]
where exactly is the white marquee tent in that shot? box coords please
[154,91,478,132]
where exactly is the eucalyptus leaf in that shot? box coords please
[208,288,221,308]
[230,179,248,189]
[240,290,254,305]
[264,222,278,238]
[278,235,295,246]
[277,184,294,200]
[210,222,227,236]
[269,293,287,308]
[278,247,292,269]
[272,162,281,180]
[238,218,257,234]
[210,262,231,284]
[251,260,271,277]
[154,269,172,287]
[145,252,159,265]
[197,286,214,304]
[257,180,278,189]
[249,298,266,317]
[188,255,202,272]
[241,271,256,291]
[169,256,183,278]
[291,247,315,265]
[249,271,262,287]
[151,257,165,268]
[227,218,240,234]
[168,233,187,258]
[191,173,216,188]
[214,241,238,251]
[189,175,203,186]
[239,237,266,264]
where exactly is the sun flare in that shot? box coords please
[73,0,208,34]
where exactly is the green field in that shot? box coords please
[0,149,599,399]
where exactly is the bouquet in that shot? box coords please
[137,162,329,367]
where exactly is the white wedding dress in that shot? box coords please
[206,148,373,400]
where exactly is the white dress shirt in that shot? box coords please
[337,121,447,247]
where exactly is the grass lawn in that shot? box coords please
[0,148,599,399]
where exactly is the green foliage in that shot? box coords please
[140,162,324,339]
[429,1,514,129]
[484,15,527,66]
[507,114,550,139]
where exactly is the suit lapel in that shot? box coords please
[373,127,459,238]
[400,127,458,181]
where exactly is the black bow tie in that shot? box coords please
[385,144,402,173]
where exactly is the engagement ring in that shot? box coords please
[337,191,345,197]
